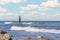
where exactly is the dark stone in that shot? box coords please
[0,30,7,34]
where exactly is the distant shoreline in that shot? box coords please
[0,21,60,23]
[0,21,59,22]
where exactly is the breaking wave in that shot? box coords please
[4,22,13,24]
[10,26,60,34]
[22,22,32,24]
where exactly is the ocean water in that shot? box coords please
[0,21,60,40]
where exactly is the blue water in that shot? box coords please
[0,21,60,40]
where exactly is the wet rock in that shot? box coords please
[37,35,53,40]
[37,35,43,39]
[43,38,53,40]
[0,30,12,40]
[25,37,32,40]
[37,36,43,40]
[0,30,7,34]
[43,37,53,40]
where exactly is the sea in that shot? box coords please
[0,21,60,40]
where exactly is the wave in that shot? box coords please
[4,22,13,24]
[22,22,32,24]
[10,26,60,34]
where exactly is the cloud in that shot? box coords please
[22,11,60,21]
[11,0,22,3]
[20,11,25,13]
[0,12,59,21]
[20,4,39,10]
[0,7,7,12]
[0,13,19,21]
[40,0,60,7]
[27,4,39,9]
[0,0,27,4]
[20,0,60,14]
[0,13,18,16]
[38,6,49,11]
[0,0,10,4]
[20,0,60,11]
[24,0,27,2]
[20,4,51,11]
[19,0,60,21]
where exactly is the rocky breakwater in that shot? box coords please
[0,30,12,40]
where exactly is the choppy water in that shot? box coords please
[0,21,60,40]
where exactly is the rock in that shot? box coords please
[25,37,32,40]
[0,30,7,34]
[37,36,53,40]
[0,34,4,40]
[37,35,43,39]
[0,30,12,40]
[44,38,53,40]
[3,33,12,40]
[43,37,53,40]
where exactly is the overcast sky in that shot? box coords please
[0,0,60,21]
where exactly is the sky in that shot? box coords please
[0,0,60,21]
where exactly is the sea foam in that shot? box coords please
[10,26,60,34]
[22,22,32,24]
[4,22,13,24]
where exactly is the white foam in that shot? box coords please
[22,22,32,24]
[10,26,60,34]
[4,22,13,24]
